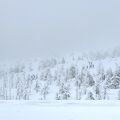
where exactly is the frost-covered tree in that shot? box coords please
[75,67,85,100]
[56,83,71,100]
[41,83,49,100]
[95,85,101,100]
[107,66,120,89]
[97,63,105,81]
[86,71,95,87]
[86,92,95,100]
[68,65,76,79]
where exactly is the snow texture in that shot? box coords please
[0,101,120,120]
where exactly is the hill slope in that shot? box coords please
[0,53,120,100]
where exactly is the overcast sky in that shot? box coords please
[0,0,120,60]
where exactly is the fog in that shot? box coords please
[0,0,120,60]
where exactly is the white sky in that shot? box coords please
[0,0,120,60]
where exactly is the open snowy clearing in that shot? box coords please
[0,101,120,120]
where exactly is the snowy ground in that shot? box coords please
[0,101,120,120]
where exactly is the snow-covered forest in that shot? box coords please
[1,49,120,100]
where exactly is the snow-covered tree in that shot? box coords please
[56,83,71,100]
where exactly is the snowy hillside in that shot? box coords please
[1,51,120,100]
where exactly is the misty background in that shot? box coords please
[0,0,120,61]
